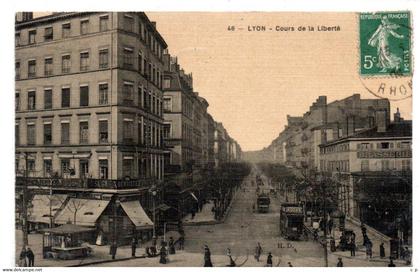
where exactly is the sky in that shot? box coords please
[33,12,412,151]
[148,12,412,151]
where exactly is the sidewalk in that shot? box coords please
[182,202,216,225]
[15,229,180,267]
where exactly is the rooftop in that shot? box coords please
[321,121,412,146]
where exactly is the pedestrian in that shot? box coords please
[350,239,356,257]
[388,258,396,267]
[226,248,236,267]
[18,247,27,267]
[330,238,336,252]
[151,244,157,256]
[168,237,176,254]
[313,229,319,242]
[255,242,262,262]
[336,257,343,267]
[159,245,167,264]
[288,261,293,267]
[110,241,117,260]
[178,235,185,250]
[404,247,411,265]
[26,247,34,267]
[328,219,334,235]
[361,223,367,236]
[145,246,152,257]
[362,233,369,247]
[204,245,213,267]
[266,252,273,267]
[365,239,373,259]
[131,237,137,257]
[380,242,385,259]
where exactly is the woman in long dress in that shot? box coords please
[368,16,404,72]
[204,245,213,267]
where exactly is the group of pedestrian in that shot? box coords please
[401,246,412,265]
[18,246,35,267]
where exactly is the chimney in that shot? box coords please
[15,12,33,23]
[347,115,355,136]
[394,108,401,123]
[375,109,388,133]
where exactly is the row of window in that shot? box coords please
[20,153,164,180]
[16,50,108,80]
[319,159,412,172]
[16,117,163,147]
[361,159,411,171]
[16,83,163,117]
[16,13,165,61]
[16,15,110,47]
[357,141,411,150]
[321,141,412,154]
[16,49,163,89]
[321,143,350,154]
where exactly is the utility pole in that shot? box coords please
[21,152,29,247]
[49,176,54,228]
[321,175,328,267]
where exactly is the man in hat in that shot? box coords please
[131,237,138,257]
[168,237,176,254]
[26,247,34,267]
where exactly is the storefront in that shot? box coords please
[352,172,411,238]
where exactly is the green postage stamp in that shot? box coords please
[359,11,412,76]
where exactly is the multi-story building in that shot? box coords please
[214,122,228,168]
[258,94,391,174]
[162,55,214,219]
[207,113,216,169]
[15,12,168,243]
[319,109,411,238]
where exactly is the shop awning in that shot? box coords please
[55,198,110,226]
[28,194,68,224]
[120,201,154,230]
[41,224,95,234]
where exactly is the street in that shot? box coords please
[90,166,402,267]
[15,165,408,267]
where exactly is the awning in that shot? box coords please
[120,201,154,230]
[55,198,110,226]
[28,194,68,224]
[41,224,95,235]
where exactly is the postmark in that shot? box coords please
[358,11,413,101]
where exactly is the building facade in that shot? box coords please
[15,12,168,243]
[257,94,391,173]
[319,110,411,238]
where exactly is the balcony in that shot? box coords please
[16,176,155,190]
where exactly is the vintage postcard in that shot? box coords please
[12,11,412,268]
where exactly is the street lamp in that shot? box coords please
[149,185,157,238]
